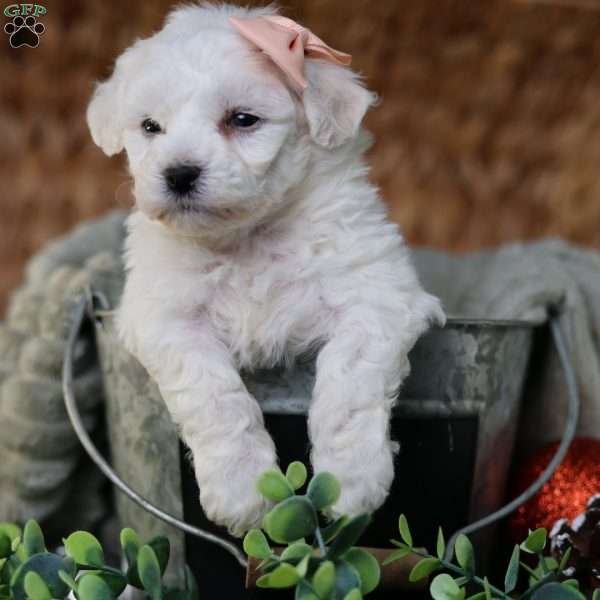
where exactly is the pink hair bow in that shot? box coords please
[229,15,352,94]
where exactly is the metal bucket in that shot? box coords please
[91,309,534,598]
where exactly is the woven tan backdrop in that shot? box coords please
[1,0,600,314]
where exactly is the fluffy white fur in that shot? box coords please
[87,2,445,536]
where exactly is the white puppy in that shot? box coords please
[87,2,445,536]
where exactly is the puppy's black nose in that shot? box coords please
[164,165,202,195]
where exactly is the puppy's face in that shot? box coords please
[87,5,375,237]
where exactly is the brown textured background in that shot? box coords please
[1,0,600,314]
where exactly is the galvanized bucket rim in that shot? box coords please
[95,310,537,330]
[444,316,537,328]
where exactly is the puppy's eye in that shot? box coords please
[141,118,162,134]
[229,112,260,129]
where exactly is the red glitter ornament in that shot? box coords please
[508,438,600,544]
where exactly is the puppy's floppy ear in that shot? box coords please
[88,43,148,156]
[302,60,377,149]
[87,75,124,156]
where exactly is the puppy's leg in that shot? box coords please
[309,304,423,517]
[131,319,277,536]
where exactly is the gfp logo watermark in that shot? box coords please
[4,3,47,48]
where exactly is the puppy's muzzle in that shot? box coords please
[164,165,202,196]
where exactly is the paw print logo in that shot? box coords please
[4,15,45,48]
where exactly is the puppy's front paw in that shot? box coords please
[200,475,272,537]
[312,440,396,517]
[194,442,277,537]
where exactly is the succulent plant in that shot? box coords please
[0,462,594,600]
[0,520,197,600]
[386,515,598,600]
[243,462,380,600]
[245,462,597,600]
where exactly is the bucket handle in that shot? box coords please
[63,293,580,571]
[62,291,249,568]
[444,306,580,559]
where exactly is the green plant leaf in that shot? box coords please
[343,548,380,594]
[121,529,171,589]
[436,528,445,560]
[307,472,341,511]
[286,462,308,491]
[455,534,475,572]
[543,557,559,570]
[184,565,199,600]
[137,545,162,600]
[322,517,351,544]
[531,582,585,599]
[3,557,19,589]
[382,547,411,565]
[465,593,486,600]
[62,556,76,577]
[0,535,11,560]
[22,522,45,558]
[119,528,141,568]
[483,577,492,600]
[126,563,142,589]
[296,554,311,578]
[257,469,295,502]
[147,536,170,575]
[10,554,70,600]
[430,573,466,600]
[398,515,413,548]
[243,529,271,560]
[23,572,51,600]
[0,525,21,545]
[266,563,300,588]
[409,557,441,582]
[527,556,558,585]
[313,561,335,600]
[504,544,520,593]
[344,589,362,600]
[15,542,28,564]
[264,496,318,544]
[84,571,128,597]
[64,532,104,567]
[258,557,280,574]
[256,573,271,588]
[78,574,114,600]
[58,570,78,593]
[327,514,371,560]
[257,562,302,589]
[563,579,579,589]
[592,590,600,600]
[295,579,319,600]
[521,529,547,554]
[281,542,313,562]
[333,560,361,600]
[559,547,572,572]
